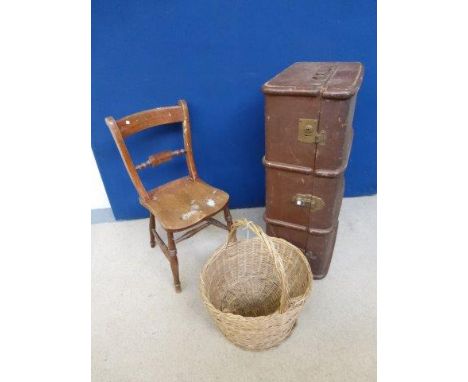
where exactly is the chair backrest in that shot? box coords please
[105,99,198,201]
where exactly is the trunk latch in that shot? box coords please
[298,118,325,144]
[292,194,325,212]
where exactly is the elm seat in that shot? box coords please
[141,177,229,231]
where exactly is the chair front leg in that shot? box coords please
[149,213,156,248]
[167,231,181,293]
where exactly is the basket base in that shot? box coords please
[224,320,297,352]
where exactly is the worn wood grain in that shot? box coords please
[141,177,229,231]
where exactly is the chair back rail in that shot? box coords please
[117,106,184,138]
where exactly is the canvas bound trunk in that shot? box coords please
[262,62,364,279]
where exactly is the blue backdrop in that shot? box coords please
[92,0,376,220]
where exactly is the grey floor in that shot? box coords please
[92,196,376,382]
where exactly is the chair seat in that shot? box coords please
[141,177,229,231]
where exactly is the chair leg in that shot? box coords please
[223,204,233,230]
[149,213,156,248]
[223,204,236,240]
[167,232,181,293]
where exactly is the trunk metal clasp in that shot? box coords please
[292,194,325,212]
[298,118,325,144]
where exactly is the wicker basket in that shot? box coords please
[200,220,313,351]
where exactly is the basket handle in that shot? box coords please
[226,219,290,313]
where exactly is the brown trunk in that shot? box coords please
[262,62,364,279]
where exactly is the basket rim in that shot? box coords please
[199,236,313,320]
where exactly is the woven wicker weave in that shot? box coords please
[200,220,313,351]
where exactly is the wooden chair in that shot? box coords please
[105,100,233,292]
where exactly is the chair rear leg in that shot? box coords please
[149,213,156,248]
[223,204,236,240]
[167,232,181,293]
